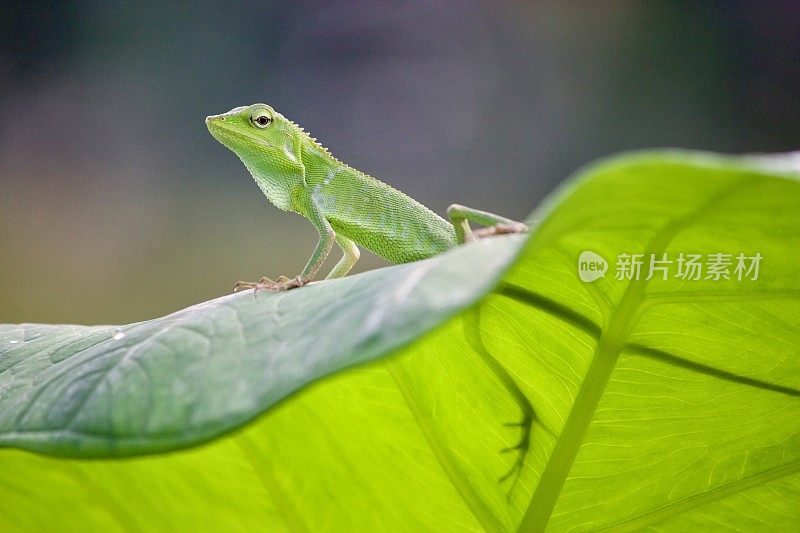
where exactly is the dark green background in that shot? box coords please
[1,2,798,324]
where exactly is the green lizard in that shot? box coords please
[207,103,536,494]
[206,103,528,292]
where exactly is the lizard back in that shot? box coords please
[301,142,456,263]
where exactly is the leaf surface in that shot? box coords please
[0,235,524,456]
[1,151,798,531]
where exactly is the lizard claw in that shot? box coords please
[473,222,529,240]
[497,221,529,235]
[233,276,306,294]
[233,281,257,293]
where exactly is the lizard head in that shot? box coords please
[206,103,305,210]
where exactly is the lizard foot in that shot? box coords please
[473,222,529,240]
[498,410,534,500]
[233,276,305,294]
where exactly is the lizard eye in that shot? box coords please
[251,111,273,128]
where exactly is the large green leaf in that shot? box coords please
[1,151,799,531]
[0,235,524,457]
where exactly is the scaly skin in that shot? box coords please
[206,103,527,291]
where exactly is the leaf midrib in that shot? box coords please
[519,177,751,532]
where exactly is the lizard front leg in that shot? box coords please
[234,197,335,293]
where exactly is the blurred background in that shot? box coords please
[1,2,798,325]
